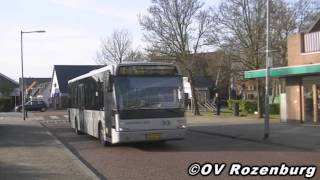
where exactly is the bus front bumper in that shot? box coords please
[111,129,186,144]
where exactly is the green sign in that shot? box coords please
[245,64,320,79]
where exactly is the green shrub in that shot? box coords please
[240,101,257,114]
[227,99,257,114]
[0,97,14,112]
[227,99,237,110]
[228,99,279,115]
[269,103,280,115]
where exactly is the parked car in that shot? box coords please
[15,100,48,112]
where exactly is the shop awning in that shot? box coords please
[244,63,320,79]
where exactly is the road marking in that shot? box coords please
[49,116,59,119]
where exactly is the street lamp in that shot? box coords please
[21,30,46,120]
[264,0,270,139]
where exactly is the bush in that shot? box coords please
[0,97,14,112]
[240,100,257,114]
[269,103,280,115]
[227,99,237,110]
[228,99,279,115]
[227,99,257,114]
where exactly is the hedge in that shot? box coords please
[227,99,257,113]
[0,97,14,112]
[227,99,279,115]
[269,103,280,115]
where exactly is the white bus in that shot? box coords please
[68,62,186,145]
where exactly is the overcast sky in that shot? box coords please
[0,0,217,81]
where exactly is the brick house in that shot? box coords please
[245,17,320,123]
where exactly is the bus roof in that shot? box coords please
[68,62,177,84]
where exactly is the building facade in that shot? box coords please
[19,77,51,105]
[285,26,320,123]
[245,17,320,123]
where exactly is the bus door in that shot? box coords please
[78,84,85,131]
[104,71,113,138]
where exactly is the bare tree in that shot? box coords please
[292,0,320,33]
[208,0,267,117]
[139,0,213,115]
[96,29,132,65]
[124,49,149,62]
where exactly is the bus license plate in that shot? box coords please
[145,133,161,140]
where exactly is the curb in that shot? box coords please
[40,122,103,180]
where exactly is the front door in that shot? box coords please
[104,71,112,138]
[78,84,85,131]
[304,83,314,122]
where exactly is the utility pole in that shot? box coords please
[264,0,270,139]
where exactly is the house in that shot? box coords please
[29,82,52,105]
[19,77,51,104]
[0,73,19,97]
[245,17,320,123]
[183,76,215,111]
[50,65,104,109]
[241,80,258,101]
[0,73,20,111]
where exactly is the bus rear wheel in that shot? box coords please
[99,124,108,146]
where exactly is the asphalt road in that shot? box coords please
[38,115,320,180]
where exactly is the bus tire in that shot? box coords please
[75,118,81,135]
[99,123,108,146]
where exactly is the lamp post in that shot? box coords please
[264,0,270,139]
[21,30,46,120]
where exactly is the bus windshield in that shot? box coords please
[114,76,183,110]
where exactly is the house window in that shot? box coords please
[248,85,255,91]
[247,94,255,100]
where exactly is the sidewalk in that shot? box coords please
[0,114,98,180]
[187,114,320,151]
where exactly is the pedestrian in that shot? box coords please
[215,92,221,115]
